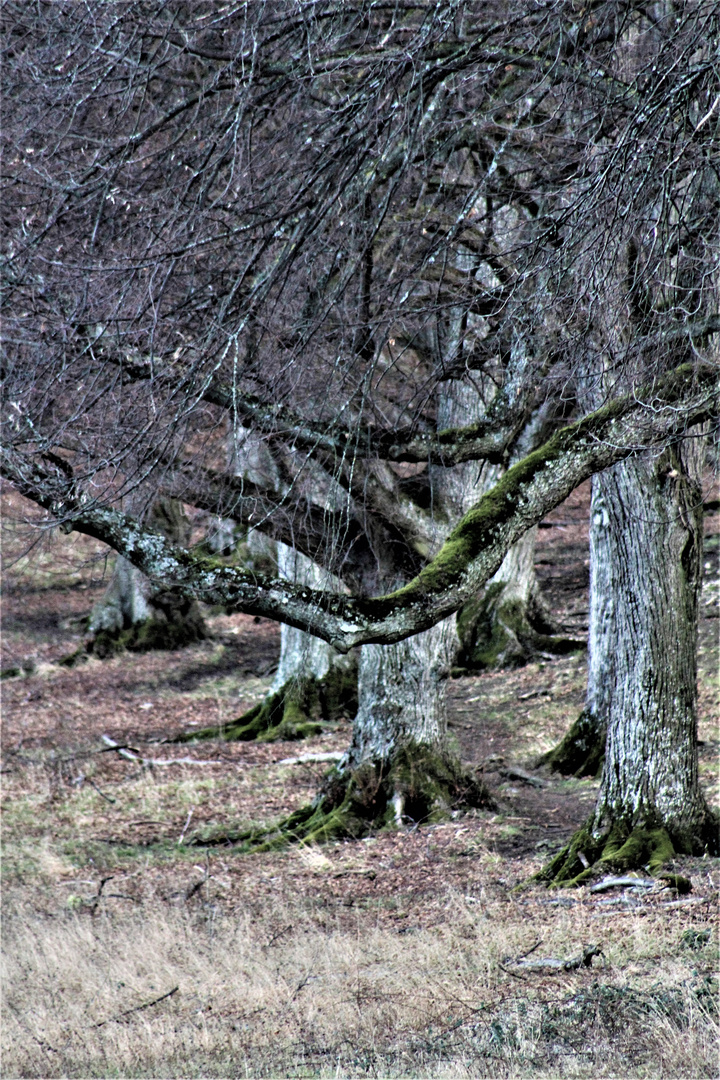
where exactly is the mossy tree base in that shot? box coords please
[536,709,605,777]
[456,585,584,671]
[174,661,359,744]
[537,813,720,888]
[89,592,207,658]
[188,742,495,851]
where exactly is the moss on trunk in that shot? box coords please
[89,591,207,658]
[536,709,605,777]
[174,660,358,743]
[537,812,719,888]
[456,585,584,671]
[188,742,495,850]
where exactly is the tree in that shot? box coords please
[87,496,207,657]
[2,1,718,851]
[540,439,717,884]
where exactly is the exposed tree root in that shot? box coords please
[536,813,719,888]
[188,742,495,851]
[535,709,605,777]
[174,662,358,743]
[456,585,584,671]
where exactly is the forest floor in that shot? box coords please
[1,481,719,1079]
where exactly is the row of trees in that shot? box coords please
[2,1,718,871]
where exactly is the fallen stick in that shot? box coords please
[93,986,179,1027]
[505,944,603,974]
[276,751,344,766]
[499,764,547,788]
[101,735,221,766]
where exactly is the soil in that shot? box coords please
[1,480,718,923]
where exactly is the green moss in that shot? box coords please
[189,741,495,851]
[601,824,675,875]
[457,585,585,671]
[535,821,606,887]
[536,709,605,777]
[174,658,358,744]
[90,593,207,658]
[537,820,682,887]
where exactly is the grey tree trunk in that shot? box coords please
[537,478,613,776]
[344,617,456,770]
[544,440,718,882]
[262,545,358,737]
[589,445,713,849]
[318,378,496,825]
[88,497,207,657]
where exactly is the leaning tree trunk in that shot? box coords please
[537,478,613,776]
[542,443,718,885]
[178,545,357,743]
[88,497,207,657]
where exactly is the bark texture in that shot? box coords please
[543,442,718,885]
[343,618,456,773]
[457,525,583,670]
[88,498,207,657]
[537,479,612,775]
[590,448,712,847]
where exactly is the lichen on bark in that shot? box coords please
[538,442,720,886]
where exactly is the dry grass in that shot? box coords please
[3,885,718,1079]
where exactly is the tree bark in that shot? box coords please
[543,442,718,883]
[181,545,357,743]
[457,525,584,670]
[88,497,207,657]
[537,478,612,775]
[345,618,455,769]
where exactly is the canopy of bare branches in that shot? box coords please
[2,0,719,641]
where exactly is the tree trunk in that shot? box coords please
[176,544,357,743]
[456,525,583,670]
[346,619,455,769]
[537,479,612,776]
[88,497,207,657]
[543,443,718,884]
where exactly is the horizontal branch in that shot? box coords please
[3,363,717,652]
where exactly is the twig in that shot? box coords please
[178,807,195,844]
[93,986,179,1027]
[498,963,529,981]
[101,735,221,766]
[517,939,543,960]
[184,850,209,900]
[87,777,116,804]
[88,876,114,914]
